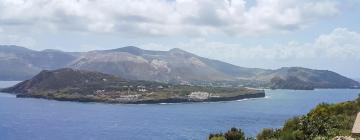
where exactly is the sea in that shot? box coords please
[0,81,359,140]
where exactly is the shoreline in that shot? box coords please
[15,91,266,104]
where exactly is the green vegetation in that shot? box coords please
[209,94,360,140]
[2,68,265,104]
[270,76,314,90]
[209,128,248,140]
[256,95,360,140]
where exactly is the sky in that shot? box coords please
[0,0,360,78]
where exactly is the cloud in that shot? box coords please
[145,28,360,60]
[314,28,360,59]
[0,0,340,36]
[141,27,360,77]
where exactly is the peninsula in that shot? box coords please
[1,68,265,104]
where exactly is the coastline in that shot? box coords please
[15,91,266,104]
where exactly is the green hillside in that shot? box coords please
[209,94,360,140]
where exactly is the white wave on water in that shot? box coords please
[159,103,177,105]
[236,96,270,102]
[236,98,249,101]
[157,96,272,105]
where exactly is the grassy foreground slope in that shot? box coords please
[209,94,360,140]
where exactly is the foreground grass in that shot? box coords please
[209,94,360,140]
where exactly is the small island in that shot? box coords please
[1,68,265,104]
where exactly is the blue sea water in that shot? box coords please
[0,81,359,140]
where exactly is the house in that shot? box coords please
[138,88,147,92]
[188,92,210,100]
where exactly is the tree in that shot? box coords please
[256,128,279,140]
[224,128,246,140]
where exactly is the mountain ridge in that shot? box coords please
[0,45,359,89]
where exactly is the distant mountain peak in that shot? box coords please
[106,46,144,55]
[169,48,186,52]
[121,46,142,50]
[0,45,23,48]
[41,49,63,52]
[168,48,193,56]
[279,67,309,70]
[0,45,33,52]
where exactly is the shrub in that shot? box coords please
[209,128,246,140]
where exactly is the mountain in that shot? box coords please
[0,45,359,89]
[0,45,77,80]
[1,68,265,104]
[2,68,121,94]
[264,67,360,89]
[269,76,315,90]
[69,46,235,82]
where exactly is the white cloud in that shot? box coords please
[142,27,360,77]
[145,28,360,60]
[315,28,360,48]
[0,0,340,36]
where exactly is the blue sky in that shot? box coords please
[0,0,359,78]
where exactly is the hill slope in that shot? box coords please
[69,46,236,82]
[1,68,265,104]
[0,45,77,80]
[0,45,359,89]
[208,94,360,140]
[265,67,360,89]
